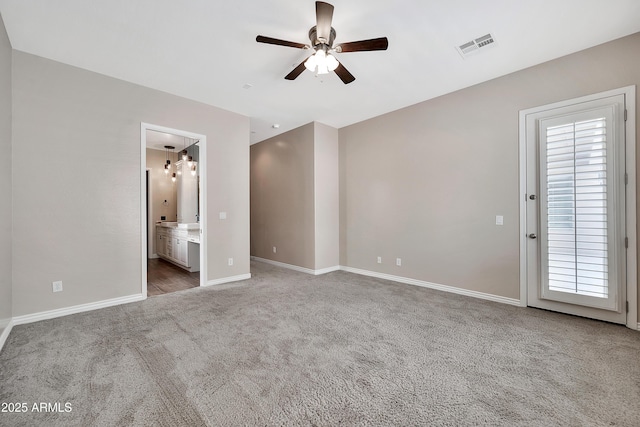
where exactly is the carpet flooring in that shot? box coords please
[1,261,639,426]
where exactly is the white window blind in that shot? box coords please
[545,118,608,298]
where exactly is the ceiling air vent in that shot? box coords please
[456,33,496,58]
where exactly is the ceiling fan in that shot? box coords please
[256,1,388,84]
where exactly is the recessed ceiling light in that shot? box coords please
[243,83,253,89]
[272,124,280,129]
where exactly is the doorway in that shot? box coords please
[519,86,637,328]
[141,123,207,297]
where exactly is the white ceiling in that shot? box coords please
[1,0,639,144]
[146,129,198,151]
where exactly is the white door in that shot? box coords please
[524,92,628,324]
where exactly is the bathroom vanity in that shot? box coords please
[156,222,200,272]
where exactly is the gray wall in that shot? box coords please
[12,51,250,316]
[0,13,12,330]
[340,33,640,314]
[313,122,340,270]
[250,123,315,269]
[250,122,340,271]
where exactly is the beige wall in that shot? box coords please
[340,33,640,318]
[11,51,250,316]
[0,13,11,330]
[250,123,315,269]
[250,122,340,271]
[146,147,178,256]
[314,122,340,270]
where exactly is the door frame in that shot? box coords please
[140,123,207,298]
[518,86,637,330]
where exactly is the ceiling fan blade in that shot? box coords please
[335,37,389,53]
[285,58,310,81]
[256,35,308,49]
[334,62,355,84]
[315,1,334,43]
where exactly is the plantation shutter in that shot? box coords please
[544,117,609,299]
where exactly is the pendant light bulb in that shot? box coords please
[187,156,194,167]
[164,164,169,174]
[171,172,176,183]
[191,164,197,176]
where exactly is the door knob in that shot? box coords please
[528,233,537,239]
[529,194,536,200]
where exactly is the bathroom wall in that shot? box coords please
[147,147,178,256]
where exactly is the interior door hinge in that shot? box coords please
[625,237,629,248]
[625,173,629,185]
[626,301,629,313]
[624,109,628,121]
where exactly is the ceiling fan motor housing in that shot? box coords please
[308,25,336,48]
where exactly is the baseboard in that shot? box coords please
[0,318,13,353]
[340,266,522,307]
[251,257,340,276]
[315,265,342,275]
[204,273,252,287]
[11,294,146,326]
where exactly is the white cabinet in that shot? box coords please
[156,225,199,272]
[176,161,198,224]
[173,237,188,265]
[156,229,167,257]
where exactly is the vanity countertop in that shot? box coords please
[157,222,200,243]
[157,222,199,230]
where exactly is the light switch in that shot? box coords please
[496,215,504,226]
[219,212,227,220]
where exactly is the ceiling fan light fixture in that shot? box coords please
[325,53,339,71]
[304,54,317,71]
[305,49,338,75]
[316,63,329,75]
[256,1,388,84]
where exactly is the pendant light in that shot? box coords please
[164,145,174,174]
[171,148,177,182]
[176,141,182,176]
[181,137,188,161]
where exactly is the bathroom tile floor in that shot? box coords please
[147,258,199,296]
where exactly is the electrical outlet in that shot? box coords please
[228,258,233,266]
[496,215,504,226]
[273,246,277,253]
[396,258,402,267]
[377,256,382,264]
[52,281,63,293]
